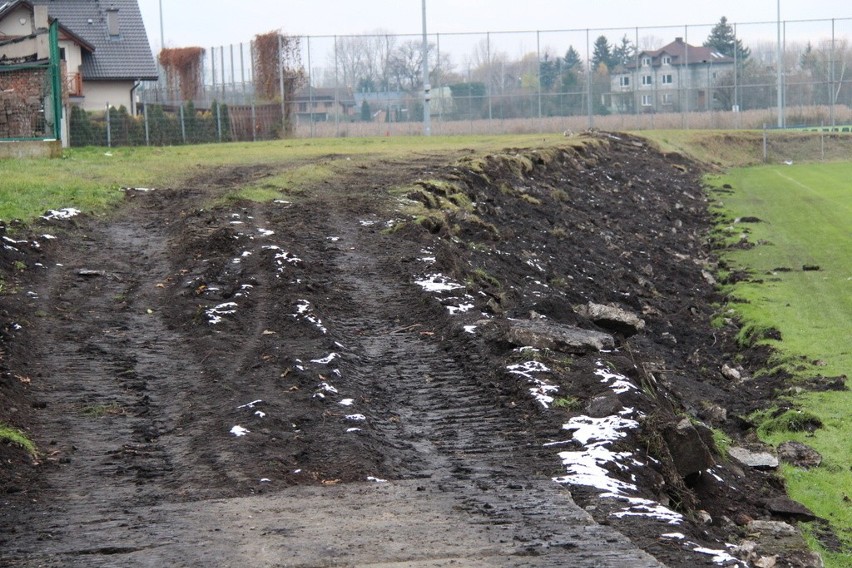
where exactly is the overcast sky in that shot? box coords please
[138,1,850,53]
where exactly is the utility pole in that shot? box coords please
[159,0,164,51]
[776,0,783,128]
[421,0,431,136]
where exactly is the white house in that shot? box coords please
[610,37,734,114]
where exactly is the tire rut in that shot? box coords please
[2,185,664,567]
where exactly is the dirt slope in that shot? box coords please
[0,133,826,566]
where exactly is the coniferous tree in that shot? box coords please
[704,16,750,60]
[564,46,581,70]
[592,36,614,70]
[611,35,636,68]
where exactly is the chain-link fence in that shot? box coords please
[68,17,852,146]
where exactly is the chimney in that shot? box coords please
[675,37,684,43]
[34,5,49,30]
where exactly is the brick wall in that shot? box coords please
[0,67,47,138]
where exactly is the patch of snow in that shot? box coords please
[660,533,686,540]
[339,398,354,406]
[507,360,558,408]
[463,325,478,334]
[554,446,638,494]
[41,234,57,240]
[693,547,742,565]
[230,425,250,437]
[238,400,263,409]
[610,496,684,525]
[367,476,387,483]
[255,411,266,418]
[42,208,81,221]
[359,220,377,226]
[206,302,238,324]
[327,236,341,242]
[446,301,475,315]
[345,414,366,421]
[562,414,639,446]
[317,382,338,394]
[414,273,465,292]
[311,353,339,365]
[595,362,638,394]
[260,478,271,482]
[257,228,275,237]
[346,428,362,433]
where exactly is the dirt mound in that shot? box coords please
[0,134,826,566]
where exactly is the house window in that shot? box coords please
[642,75,653,86]
[662,56,672,65]
[661,93,673,105]
[641,94,653,106]
[59,47,66,61]
[618,76,630,87]
[641,56,652,67]
[661,74,673,85]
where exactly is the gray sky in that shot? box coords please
[139,1,850,53]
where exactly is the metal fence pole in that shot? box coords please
[586,29,592,128]
[487,32,493,128]
[144,103,150,146]
[179,104,186,143]
[536,30,542,127]
[217,103,222,142]
[106,102,112,147]
[251,102,257,142]
[830,19,836,127]
[278,34,285,137]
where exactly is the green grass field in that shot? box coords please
[709,162,851,565]
[0,134,573,223]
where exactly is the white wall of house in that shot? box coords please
[59,39,83,74]
[82,81,135,112]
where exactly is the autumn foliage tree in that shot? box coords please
[158,47,205,101]
[251,30,305,137]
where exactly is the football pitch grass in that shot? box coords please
[710,162,851,565]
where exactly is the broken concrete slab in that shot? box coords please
[729,447,779,470]
[503,319,614,353]
[575,302,645,336]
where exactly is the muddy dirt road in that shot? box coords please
[1,134,828,566]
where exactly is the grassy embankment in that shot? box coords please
[642,130,851,566]
[708,163,851,565]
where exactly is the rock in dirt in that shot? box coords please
[585,393,623,418]
[729,446,779,470]
[764,496,818,521]
[661,418,715,477]
[748,520,799,537]
[721,363,742,381]
[574,302,645,336]
[777,441,822,469]
[503,319,614,353]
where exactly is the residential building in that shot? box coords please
[24,0,157,113]
[294,87,356,122]
[610,37,734,114]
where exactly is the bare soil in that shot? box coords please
[0,133,832,566]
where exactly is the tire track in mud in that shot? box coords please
[2,181,663,567]
[312,211,665,566]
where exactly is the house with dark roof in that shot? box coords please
[0,0,157,114]
[610,37,734,114]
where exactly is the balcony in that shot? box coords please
[65,72,83,97]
